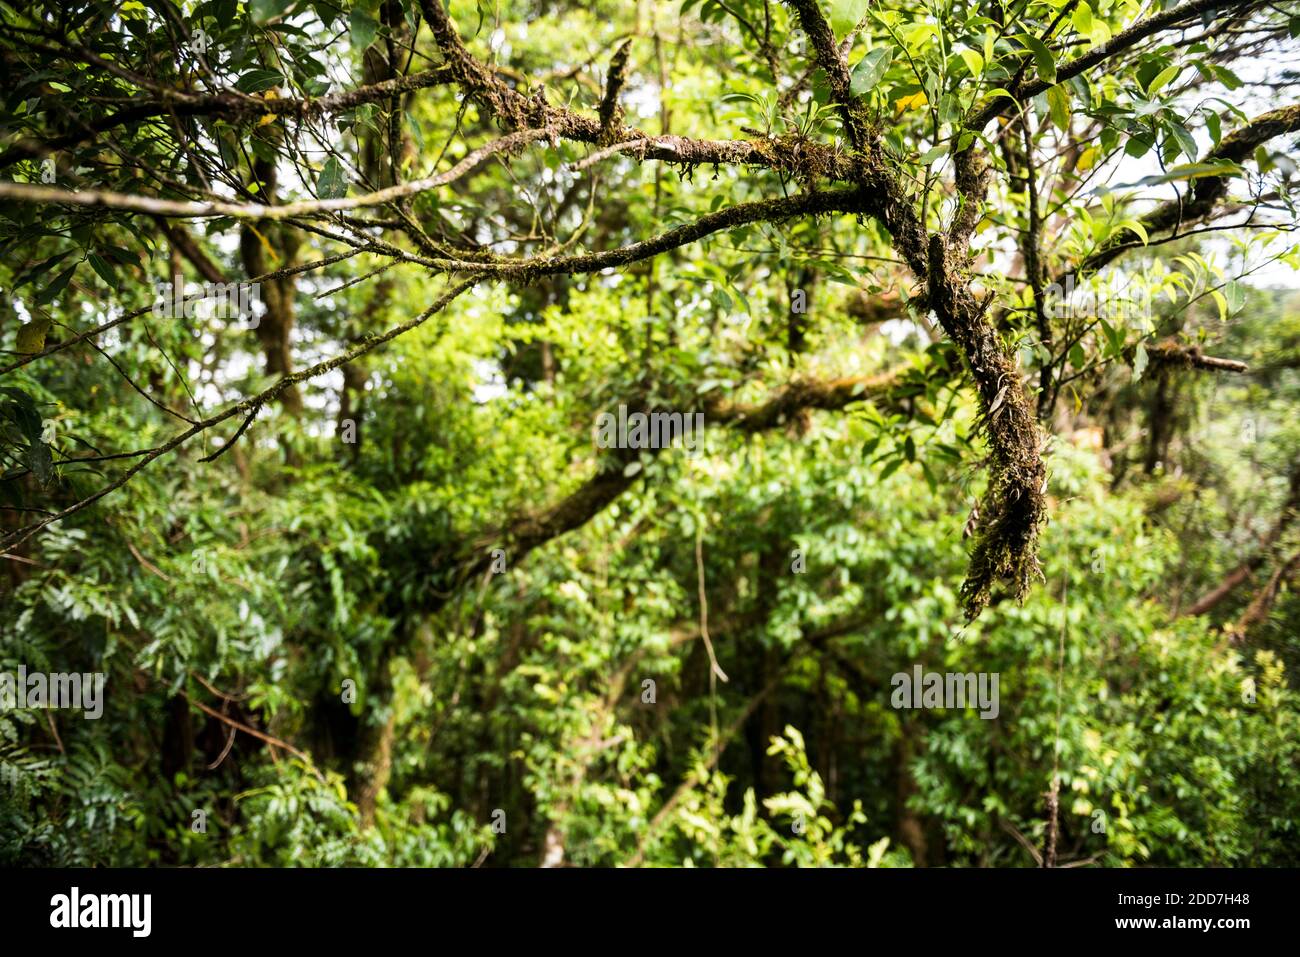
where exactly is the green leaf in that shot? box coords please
[350,8,379,50]
[1072,2,1094,37]
[235,70,284,94]
[26,437,53,486]
[13,251,72,290]
[920,460,938,492]
[1203,109,1221,146]
[87,253,116,286]
[878,456,904,480]
[1125,132,1154,159]
[1021,35,1056,84]
[1046,84,1070,131]
[1132,341,1148,381]
[1147,65,1180,95]
[1210,64,1243,90]
[1223,280,1246,316]
[1167,121,1198,162]
[317,156,349,200]
[830,0,870,39]
[1255,144,1275,175]
[1099,316,1124,357]
[15,317,53,354]
[248,0,289,22]
[1,387,42,440]
[250,0,293,24]
[1211,288,1228,320]
[1119,220,1148,245]
[35,264,77,305]
[958,48,984,78]
[849,47,892,97]
[919,143,948,165]
[115,232,155,262]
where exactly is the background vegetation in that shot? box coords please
[1,0,1298,867]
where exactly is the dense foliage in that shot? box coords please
[1,0,1298,867]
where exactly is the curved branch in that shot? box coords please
[413,0,858,181]
[410,189,878,279]
[0,127,559,220]
[1145,340,1249,374]
[965,0,1244,137]
[1077,103,1300,277]
[434,364,921,606]
[0,67,458,170]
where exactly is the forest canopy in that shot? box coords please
[1,0,1298,868]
